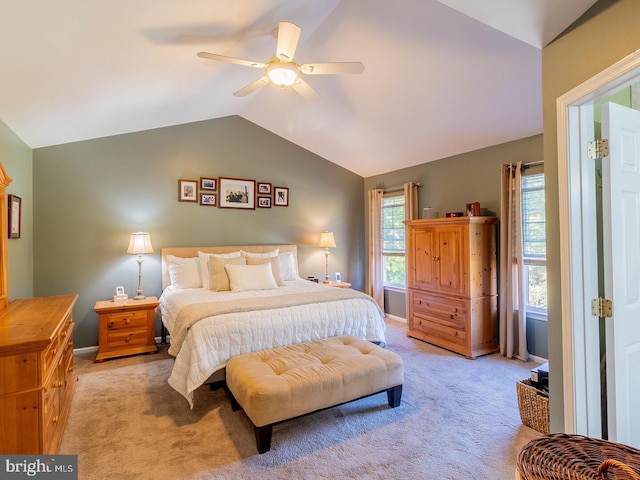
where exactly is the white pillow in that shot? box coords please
[246,256,284,286]
[198,251,241,289]
[278,251,300,280]
[166,255,202,289]
[208,256,246,291]
[224,262,279,292]
[240,249,279,259]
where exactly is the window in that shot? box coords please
[382,194,406,288]
[521,170,547,316]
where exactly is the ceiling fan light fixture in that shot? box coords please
[266,62,299,88]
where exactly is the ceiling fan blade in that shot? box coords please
[197,52,265,68]
[299,62,365,75]
[276,21,301,62]
[291,78,321,102]
[233,76,270,97]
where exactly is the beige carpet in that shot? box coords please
[60,318,541,479]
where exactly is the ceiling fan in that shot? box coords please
[197,21,364,101]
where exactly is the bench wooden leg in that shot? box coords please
[387,384,402,408]
[255,424,273,454]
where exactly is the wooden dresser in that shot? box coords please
[0,294,78,454]
[405,217,498,358]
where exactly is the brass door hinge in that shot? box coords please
[588,139,609,159]
[591,297,613,318]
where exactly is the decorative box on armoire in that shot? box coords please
[405,216,498,359]
[0,294,79,454]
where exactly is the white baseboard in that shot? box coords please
[73,335,169,356]
[529,354,548,364]
[385,314,407,323]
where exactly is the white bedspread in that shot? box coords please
[160,280,387,408]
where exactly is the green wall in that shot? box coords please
[0,119,33,300]
[33,116,365,348]
[542,0,640,432]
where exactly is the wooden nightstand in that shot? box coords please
[94,296,159,362]
[322,281,352,288]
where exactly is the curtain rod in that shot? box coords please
[377,182,422,193]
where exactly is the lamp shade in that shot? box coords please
[318,231,336,248]
[126,232,154,255]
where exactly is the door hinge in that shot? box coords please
[591,297,613,317]
[587,139,609,159]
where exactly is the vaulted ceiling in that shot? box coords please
[0,0,597,177]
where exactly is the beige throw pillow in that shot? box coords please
[208,256,246,291]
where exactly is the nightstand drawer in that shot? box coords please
[106,310,148,331]
[107,329,149,349]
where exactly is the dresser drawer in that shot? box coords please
[410,291,467,346]
[411,291,466,329]
[106,310,148,331]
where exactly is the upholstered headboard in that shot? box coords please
[161,244,297,290]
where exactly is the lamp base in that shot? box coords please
[133,294,146,300]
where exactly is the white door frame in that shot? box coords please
[557,48,640,434]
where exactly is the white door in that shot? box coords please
[601,101,640,448]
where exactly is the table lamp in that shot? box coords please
[126,232,154,300]
[318,231,336,282]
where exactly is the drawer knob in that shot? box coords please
[124,318,131,325]
[125,334,133,343]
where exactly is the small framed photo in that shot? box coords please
[257,182,272,195]
[257,196,272,208]
[465,202,481,217]
[200,193,217,206]
[219,177,256,209]
[8,194,21,239]
[178,179,198,202]
[274,187,289,206]
[200,177,217,190]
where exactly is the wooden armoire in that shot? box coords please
[405,216,498,358]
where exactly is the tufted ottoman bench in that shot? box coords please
[225,335,404,453]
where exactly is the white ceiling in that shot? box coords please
[0,0,596,177]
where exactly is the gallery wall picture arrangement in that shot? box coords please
[219,177,256,210]
[8,194,21,238]
[200,177,217,191]
[274,187,289,206]
[178,179,198,202]
[200,193,217,206]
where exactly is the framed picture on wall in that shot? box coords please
[257,196,271,208]
[200,177,217,191]
[274,187,289,206]
[219,177,256,209]
[257,182,272,195]
[8,194,21,239]
[178,179,198,202]
[200,193,217,206]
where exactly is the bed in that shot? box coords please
[159,244,387,408]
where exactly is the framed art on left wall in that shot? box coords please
[8,194,21,239]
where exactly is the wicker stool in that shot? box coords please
[516,433,640,479]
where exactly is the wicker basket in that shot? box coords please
[517,433,640,479]
[516,378,549,434]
